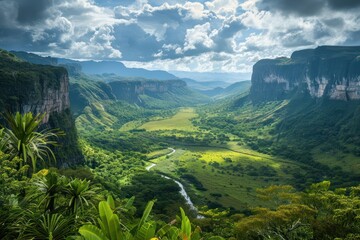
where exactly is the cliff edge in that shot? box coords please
[0,49,83,166]
[250,46,360,102]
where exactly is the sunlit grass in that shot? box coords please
[76,102,116,131]
[313,147,360,174]
[146,148,173,159]
[119,120,143,131]
[139,108,198,131]
[152,146,302,210]
[187,144,282,169]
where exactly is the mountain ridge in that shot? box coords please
[11,51,178,80]
[250,46,360,102]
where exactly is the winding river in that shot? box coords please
[146,148,204,219]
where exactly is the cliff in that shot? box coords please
[250,46,360,102]
[70,77,116,115]
[0,49,83,166]
[109,80,187,102]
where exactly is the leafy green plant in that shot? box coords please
[18,213,74,240]
[79,196,140,240]
[78,196,220,240]
[28,171,66,212]
[1,112,62,173]
[0,127,7,152]
[65,178,100,214]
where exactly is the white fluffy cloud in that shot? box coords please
[0,0,359,73]
[205,0,240,17]
[183,22,215,52]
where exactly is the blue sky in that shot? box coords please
[0,0,359,74]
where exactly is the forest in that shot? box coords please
[1,103,360,239]
[0,49,360,240]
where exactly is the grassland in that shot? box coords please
[119,120,143,131]
[313,148,360,174]
[139,108,198,131]
[150,146,303,210]
[136,107,307,210]
[146,148,173,159]
[76,102,117,130]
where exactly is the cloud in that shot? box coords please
[256,0,360,17]
[0,0,359,73]
[256,0,325,16]
[205,0,239,16]
[111,23,162,61]
[282,31,313,47]
[16,0,53,24]
[327,0,360,10]
[183,22,215,52]
[322,17,345,28]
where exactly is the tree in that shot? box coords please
[28,170,66,213]
[17,212,75,240]
[1,112,62,173]
[64,178,100,215]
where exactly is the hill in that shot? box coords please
[11,51,178,80]
[199,80,251,99]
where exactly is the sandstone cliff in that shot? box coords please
[109,80,187,102]
[0,49,83,166]
[250,46,360,102]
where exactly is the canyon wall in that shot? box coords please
[250,46,360,102]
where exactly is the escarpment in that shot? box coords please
[250,46,360,102]
[0,49,83,166]
[109,80,187,102]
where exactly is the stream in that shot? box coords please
[146,148,204,219]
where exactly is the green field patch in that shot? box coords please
[139,108,198,131]
[146,148,173,159]
[313,148,360,174]
[186,145,282,169]
[119,120,143,131]
[152,146,301,210]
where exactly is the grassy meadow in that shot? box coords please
[149,146,303,210]
[139,108,198,131]
[139,107,305,210]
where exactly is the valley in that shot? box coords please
[76,100,352,214]
[1,46,360,239]
[73,76,360,220]
[1,0,360,238]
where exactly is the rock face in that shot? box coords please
[109,80,187,102]
[0,49,83,166]
[250,46,360,102]
[21,73,70,123]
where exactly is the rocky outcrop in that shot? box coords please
[21,72,70,123]
[0,49,83,166]
[250,46,360,102]
[109,80,187,102]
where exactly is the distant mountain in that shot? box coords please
[10,51,58,66]
[181,78,230,90]
[58,59,178,80]
[171,70,251,83]
[199,80,251,99]
[108,79,210,109]
[11,51,178,80]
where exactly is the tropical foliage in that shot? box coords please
[0,112,61,173]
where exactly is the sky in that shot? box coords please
[0,0,359,75]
